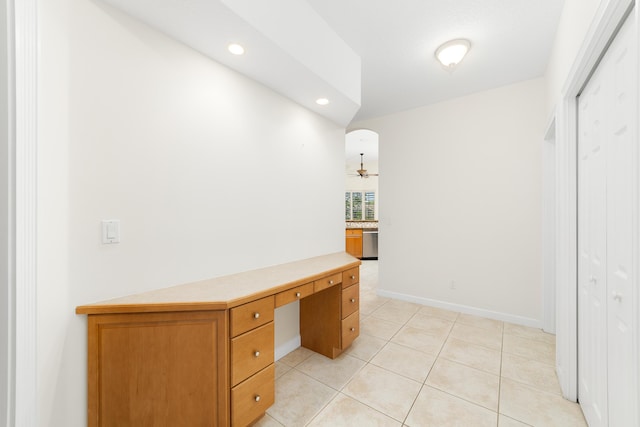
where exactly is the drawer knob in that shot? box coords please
[253,312,260,319]
[295,292,301,298]
[350,275,355,280]
[329,280,334,285]
[350,298,356,303]
[350,327,356,332]
[254,395,261,402]
[254,351,260,357]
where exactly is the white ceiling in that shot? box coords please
[99,0,565,125]
[307,0,565,121]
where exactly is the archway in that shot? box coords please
[345,129,379,260]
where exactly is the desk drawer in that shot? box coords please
[231,322,274,386]
[342,267,359,288]
[341,310,359,350]
[275,282,314,308]
[342,284,359,319]
[230,296,274,337]
[314,272,342,293]
[231,364,275,427]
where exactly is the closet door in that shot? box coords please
[604,12,637,427]
[578,57,608,427]
[577,10,637,427]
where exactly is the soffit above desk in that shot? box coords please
[98,0,361,126]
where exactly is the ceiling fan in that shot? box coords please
[352,153,379,178]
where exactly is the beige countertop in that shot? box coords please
[76,252,361,315]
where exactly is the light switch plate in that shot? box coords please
[101,220,120,244]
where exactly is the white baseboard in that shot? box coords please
[275,290,543,361]
[275,335,301,361]
[377,289,542,329]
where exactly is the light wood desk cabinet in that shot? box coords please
[76,252,360,426]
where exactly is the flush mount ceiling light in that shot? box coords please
[435,39,471,69]
[316,98,330,106]
[227,43,245,55]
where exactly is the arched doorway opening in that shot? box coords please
[345,129,379,260]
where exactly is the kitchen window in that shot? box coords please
[345,191,375,221]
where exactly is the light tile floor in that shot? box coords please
[256,260,587,427]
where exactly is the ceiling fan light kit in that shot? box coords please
[355,153,379,179]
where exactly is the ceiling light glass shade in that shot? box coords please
[316,98,330,105]
[227,43,245,55]
[435,39,471,68]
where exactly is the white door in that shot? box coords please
[604,12,637,426]
[577,10,638,427]
[578,61,609,426]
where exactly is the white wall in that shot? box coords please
[353,78,546,324]
[544,0,602,117]
[37,0,345,425]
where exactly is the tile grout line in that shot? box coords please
[414,315,508,415]
[288,298,416,427]
[302,391,339,427]
[365,299,442,425]
[270,262,565,427]
[366,263,562,426]
[311,301,425,426]
[399,312,459,426]
[282,357,365,427]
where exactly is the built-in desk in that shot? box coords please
[76,252,361,426]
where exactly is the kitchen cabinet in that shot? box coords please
[345,228,363,258]
[76,252,360,426]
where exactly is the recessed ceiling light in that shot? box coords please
[435,39,471,69]
[316,98,330,106]
[228,43,245,55]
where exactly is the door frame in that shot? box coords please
[1,0,12,424]
[542,115,556,334]
[5,0,38,425]
[554,0,639,404]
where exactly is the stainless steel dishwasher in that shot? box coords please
[362,228,378,259]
